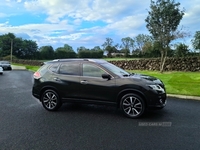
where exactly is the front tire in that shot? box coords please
[41,89,62,111]
[120,94,145,118]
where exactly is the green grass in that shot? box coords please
[129,70,200,97]
[12,63,39,72]
[25,65,39,72]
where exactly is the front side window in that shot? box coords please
[101,62,129,76]
[83,63,106,77]
[59,63,79,76]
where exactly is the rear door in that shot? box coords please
[51,62,80,99]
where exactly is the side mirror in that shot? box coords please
[102,74,111,80]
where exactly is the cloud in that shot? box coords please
[24,0,148,23]
[0,0,199,51]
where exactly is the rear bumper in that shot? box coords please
[32,87,40,100]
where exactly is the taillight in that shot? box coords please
[33,71,41,79]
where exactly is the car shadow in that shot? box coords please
[57,103,170,120]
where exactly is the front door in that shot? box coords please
[79,63,116,103]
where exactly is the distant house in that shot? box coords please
[111,53,125,57]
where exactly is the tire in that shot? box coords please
[120,93,145,118]
[41,89,62,111]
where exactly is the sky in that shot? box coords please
[0,0,199,51]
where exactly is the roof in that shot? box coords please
[42,59,107,65]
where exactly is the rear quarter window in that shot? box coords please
[49,63,59,73]
[38,65,49,76]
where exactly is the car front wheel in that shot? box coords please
[41,89,61,111]
[120,94,145,118]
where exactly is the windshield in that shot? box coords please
[101,62,130,77]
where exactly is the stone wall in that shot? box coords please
[12,59,43,66]
[109,57,200,72]
[10,57,200,72]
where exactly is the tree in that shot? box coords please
[20,40,38,59]
[174,43,189,57]
[133,34,153,52]
[0,33,16,58]
[77,46,103,58]
[191,31,200,52]
[145,0,185,72]
[120,37,134,57]
[90,46,104,58]
[55,44,76,59]
[102,38,116,57]
[39,46,55,59]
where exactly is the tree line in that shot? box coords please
[0,32,199,60]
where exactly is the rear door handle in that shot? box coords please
[80,80,88,85]
[54,77,61,81]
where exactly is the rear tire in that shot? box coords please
[120,93,145,118]
[41,89,62,111]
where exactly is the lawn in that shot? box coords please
[129,70,200,97]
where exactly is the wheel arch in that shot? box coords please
[39,86,61,101]
[116,89,147,108]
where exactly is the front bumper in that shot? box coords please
[146,92,167,109]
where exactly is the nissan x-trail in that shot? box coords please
[32,59,166,118]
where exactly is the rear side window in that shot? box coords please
[59,63,79,76]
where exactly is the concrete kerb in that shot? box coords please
[167,94,200,101]
[11,65,26,70]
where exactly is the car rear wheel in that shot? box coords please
[120,94,145,118]
[41,89,62,111]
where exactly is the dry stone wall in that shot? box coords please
[10,57,200,72]
[109,57,200,72]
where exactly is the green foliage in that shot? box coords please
[55,44,76,59]
[78,46,103,58]
[174,43,189,57]
[39,46,55,59]
[146,0,184,42]
[145,0,185,72]
[192,31,200,51]
[102,38,117,57]
[2,55,17,60]
[133,34,153,51]
[0,33,38,59]
[121,37,134,57]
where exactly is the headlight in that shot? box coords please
[148,85,165,93]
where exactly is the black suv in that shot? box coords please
[32,59,166,118]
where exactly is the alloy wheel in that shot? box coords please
[121,94,145,118]
[41,90,61,111]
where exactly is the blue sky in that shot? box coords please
[0,0,199,51]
